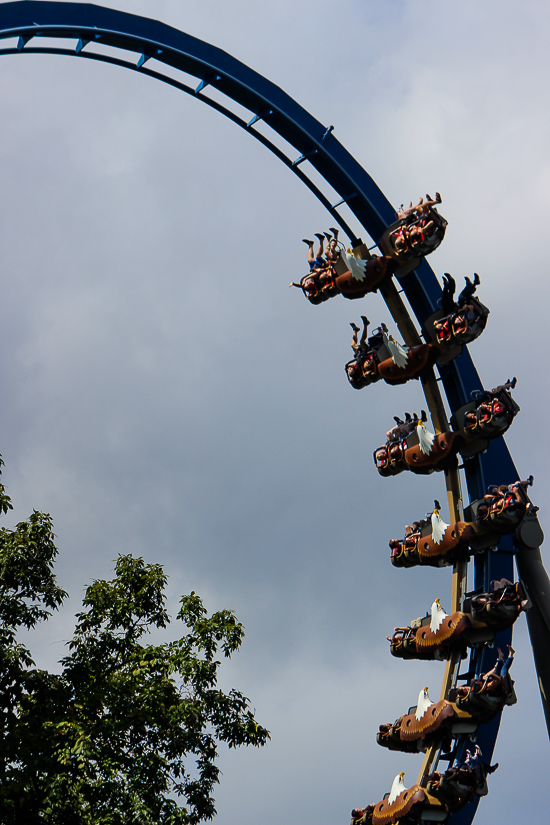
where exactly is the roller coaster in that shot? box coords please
[1,3,548,823]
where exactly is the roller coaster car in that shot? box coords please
[377,383,517,471]
[375,417,460,478]
[407,610,472,660]
[360,781,446,825]
[426,758,498,811]
[451,379,520,458]
[388,591,526,661]
[464,578,529,628]
[374,414,416,477]
[424,277,490,365]
[432,297,489,346]
[377,673,516,757]
[345,319,389,389]
[389,517,475,568]
[449,667,517,721]
[464,476,539,551]
[388,613,469,661]
[378,206,448,272]
[298,249,393,305]
[377,700,456,755]
[296,267,339,304]
[391,478,539,567]
[345,351,382,390]
[345,332,437,391]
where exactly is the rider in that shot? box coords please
[350,315,370,358]
[481,645,515,688]
[440,272,481,314]
[393,193,442,252]
[397,193,442,223]
[305,233,327,270]
[289,228,340,290]
[324,227,340,265]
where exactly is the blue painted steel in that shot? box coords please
[0,2,536,821]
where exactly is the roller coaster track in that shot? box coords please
[1,3,548,823]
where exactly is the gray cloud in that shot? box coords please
[1,1,548,822]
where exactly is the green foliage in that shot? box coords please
[0,460,269,824]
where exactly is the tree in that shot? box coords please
[0,459,269,824]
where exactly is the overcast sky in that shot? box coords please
[1,1,549,822]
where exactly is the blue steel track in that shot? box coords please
[0,4,546,824]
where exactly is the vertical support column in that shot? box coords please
[379,279,467,787]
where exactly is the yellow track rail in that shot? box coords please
[379,278,466,786]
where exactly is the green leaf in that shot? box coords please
[0,457,269,824]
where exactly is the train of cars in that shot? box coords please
[291,195,542,824]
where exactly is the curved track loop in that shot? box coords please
[1,3,548,823]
